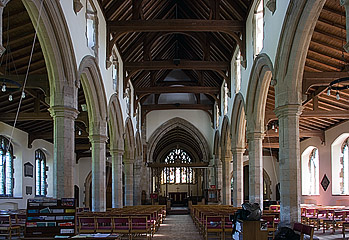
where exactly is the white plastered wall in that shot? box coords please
[0,122,54,209]
[300,120,349,206]
[146,110,214,149]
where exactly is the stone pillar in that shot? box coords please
[232,147,245,207]
[49,106,78,198]
[222,156,232,205]
[209,158,216,186]
[215,157,222,191]
[133,160,142,205]
[89,134,108,212]
[275,104,302,226]
[111,149,124,208]
[247,132,264,209]
[124,159,134,206]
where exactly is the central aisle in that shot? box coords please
[153,214,202,240]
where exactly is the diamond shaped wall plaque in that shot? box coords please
[321,174,330,191]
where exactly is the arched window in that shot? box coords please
[86,0,98,56]
[161,149,195,184]
[234,50,241,94]
[223,81,228,116]
[112,59,118,93]
[253,0,264,58]
[340,139,349,194]
[0,136,13,197]
[35,149,47,196]
[301,147,319,195]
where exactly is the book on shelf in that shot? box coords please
[65,208,75,213]
[58,222,74,227]
[61,198,75,207]
[52,209,65,213]
[63,216,75,220]
[39,207,52,213]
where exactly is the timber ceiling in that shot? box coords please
[264,0,349,149]
[99,0,252,118]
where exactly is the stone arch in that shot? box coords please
[147,117,210,163]
[108,94,124,151]
[124,118,135,160]
[274,1,326,107]
[231,93,246,149]
[23,0,78,106]
[213,131,220,157]
[78,56,108,135]
[135,131,142,160]
[245,53,273,133]
[220,116,231,158]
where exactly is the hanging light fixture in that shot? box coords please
[1,83,6,92]
[78,130,82,136]
[336,91,340,100]
[326,77,349,100]
[21,91,25,99]
[8,94,13,101]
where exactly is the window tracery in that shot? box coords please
[35,149,47,197]
[0,136,13,197]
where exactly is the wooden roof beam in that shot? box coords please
[302,71,349,94]
[135,86,219,94]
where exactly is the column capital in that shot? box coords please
[247,132,265,141]
[110,148,124,155]
[274,104,302,118]
[231,147,246,154]
[89,134,108,143]
[49,106,79,119]
[124,158,135,164]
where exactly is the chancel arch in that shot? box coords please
[147,117,210,206]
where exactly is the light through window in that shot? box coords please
[0,136,13,196]
[35,149,47,196]
[161,149,194,184]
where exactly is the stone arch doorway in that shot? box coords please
[243,165,272,202]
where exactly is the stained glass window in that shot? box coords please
[161,148,194,184]
[35,149,47,196]
[0,136,13,197]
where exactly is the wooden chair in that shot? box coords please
[113,216,130,236]
[204,215,223,240]
[78,216,96,234]
[96,216,113,233]
[261,215,276,238]
[130,216,150,240]
[301,224,315,240]
[0,215,20,240]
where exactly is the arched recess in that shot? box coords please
[245,53,273,133]
[231,93,246,149]
[108,94,124,151]
[273,0,326,107]
[78,55,108,135]
[147,117,210,163]
[124,118,136,160]
[135,131,142,160]
[23,0,78,106]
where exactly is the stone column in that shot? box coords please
[215,157,222,191]
[221,156,232,205]
[124,159,134,206]
[247,132,264,209]
[232,147,245,207]
[209,157,216,187]
[89,134,108,212]
[275,104,302,226]
[133,160,142,205]
[49,106,78,198]
[111,149,123,208]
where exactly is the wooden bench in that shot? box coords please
[293,222,319,240]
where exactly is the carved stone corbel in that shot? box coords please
[266,0,276,15]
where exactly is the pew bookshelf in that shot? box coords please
[25,198,76,238]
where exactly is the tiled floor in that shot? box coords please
[153,214,202,240]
